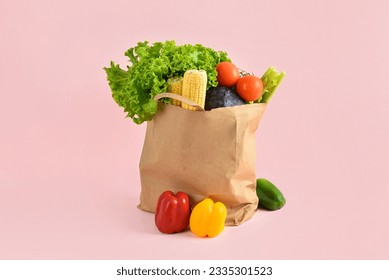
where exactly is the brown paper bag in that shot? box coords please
[138,93,267,225]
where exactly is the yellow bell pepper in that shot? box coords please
[189,198,227,238]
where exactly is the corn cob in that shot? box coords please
[167,76,183,106]
[181,70,207,110]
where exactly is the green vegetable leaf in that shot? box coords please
[258,67,285,103]
[104,40,230,124]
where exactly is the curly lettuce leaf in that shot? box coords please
[258,67,285,103]
[104,40,230,124]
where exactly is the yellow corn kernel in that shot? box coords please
[181,70,207,110]
[167,77,183,106]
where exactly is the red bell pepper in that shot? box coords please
[155,190,190,234]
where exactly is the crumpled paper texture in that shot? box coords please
[139,101,266,226]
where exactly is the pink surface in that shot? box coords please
[1,0,389,259]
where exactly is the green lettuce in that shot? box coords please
[104,41,230,124]
[258,66,286,103]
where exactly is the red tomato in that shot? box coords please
[216,62,240,87]
[236,75,263,101]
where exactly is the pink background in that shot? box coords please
[1,0,389,259]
